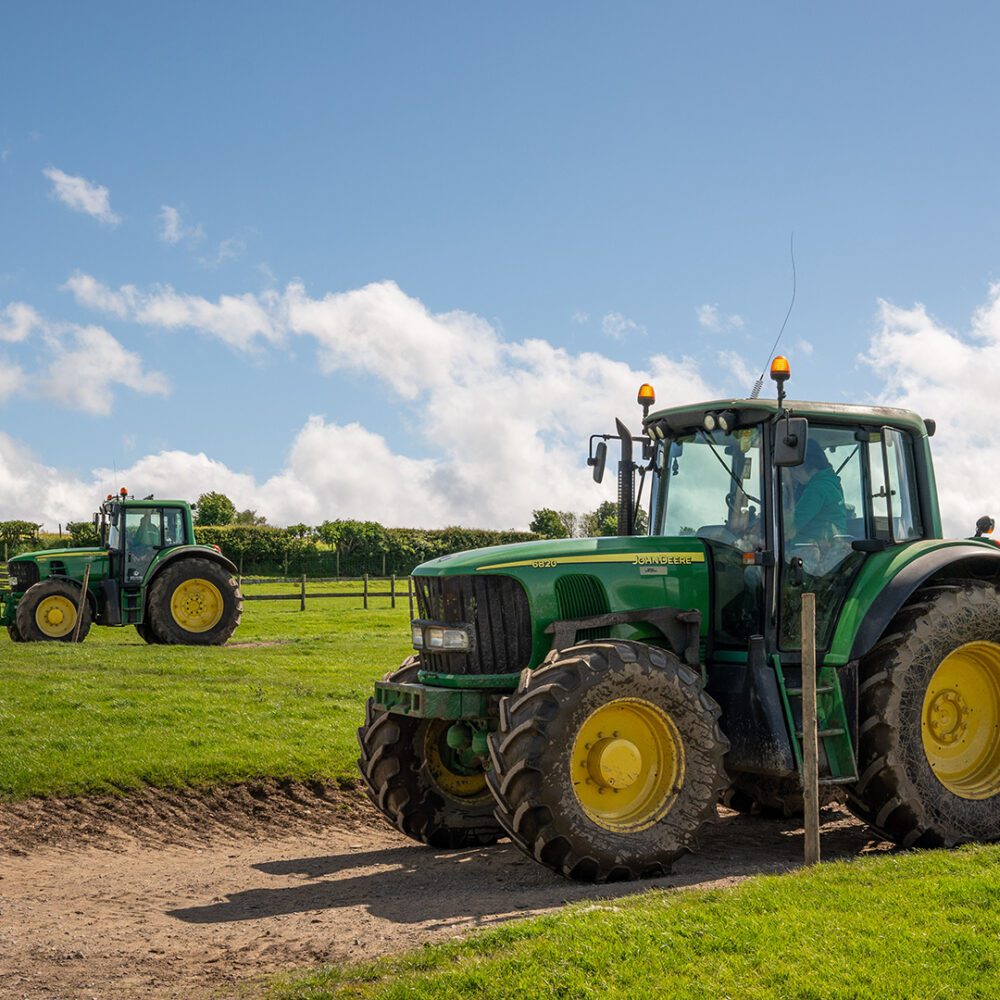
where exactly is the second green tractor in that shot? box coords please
[2,492,242,645]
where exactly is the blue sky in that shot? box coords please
[1,4,999,532]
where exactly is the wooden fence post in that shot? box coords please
[363,573,369,610]
[382,552,386,577]
[72,561,92,643]
[390,574,396,608]
[801,592,820,866]
[300,574,307,612]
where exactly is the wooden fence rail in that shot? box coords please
[241,573,413,612]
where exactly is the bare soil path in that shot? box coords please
[0,786,891,1000]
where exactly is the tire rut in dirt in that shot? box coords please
[487,640,728,882]
[847,581,1000,848]
[357,656,502,849]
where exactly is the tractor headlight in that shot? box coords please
[412,621,472,652]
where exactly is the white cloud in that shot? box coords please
[795,338,814,357]
[0,359,25,401]
[11,278,722,529]
[0,302,43,342]
[601,311,645,340]
[43,167,120,225]
[64,273,282,351]
[158,205,184,244]
[199,236,247,268]
[572,310,589,324]
[38,325,169,416]
[863,285,1000,536]
[697,303,744,333]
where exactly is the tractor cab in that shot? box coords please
[100,493,196,588]
[641,389,936,657]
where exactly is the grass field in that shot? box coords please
[273,844,1000,999]
[0,581,412,800]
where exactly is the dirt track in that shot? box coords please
[0,785,891,999]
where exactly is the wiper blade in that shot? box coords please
[697,429,761,505]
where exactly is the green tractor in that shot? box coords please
[359,357,1000,882]
[2,490,242,645]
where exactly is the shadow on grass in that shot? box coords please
[167,807,889,928]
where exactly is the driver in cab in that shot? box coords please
[783,439,849,573]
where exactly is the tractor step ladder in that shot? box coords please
[774,656,858,784]
[122,586,143,624]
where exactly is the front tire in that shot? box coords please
[146,558,242,645]
[847,581,1000,847]
[487,640,728,882]
[15,579,91,642]
[357,657,503,848]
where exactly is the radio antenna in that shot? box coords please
[750,233,796,398]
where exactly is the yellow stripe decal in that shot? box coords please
[477,552,706,571]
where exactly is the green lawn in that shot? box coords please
[0,581,412,800]
[273,845,1000,999]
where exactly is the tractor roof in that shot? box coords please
[645,398,930,438]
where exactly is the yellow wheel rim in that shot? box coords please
[170,578,224,633]
[921,641,1000,800]
[423,721,488,800]
[35,595,77,638]
[571,698,684,833]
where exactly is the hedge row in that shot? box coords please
[194,522,539,576]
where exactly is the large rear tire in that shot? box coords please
[15,579,91,642]
[847,581,1000,847]
[146,558,242,645]
[7,624,26,642]
[357,657,503,849]
[135,621,164,644]
[487,640,728,882]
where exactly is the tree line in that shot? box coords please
[0,491,647,576]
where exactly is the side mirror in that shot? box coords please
[774,416,809,467]
[590,440,608,483]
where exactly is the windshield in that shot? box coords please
[649,425,765,551]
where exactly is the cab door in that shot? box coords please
[778,425,867,650]
[123,508,164,585]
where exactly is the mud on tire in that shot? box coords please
[487,640,728,883]
[847,581,1000,847]
[146,557,242,646]
[357,657,502,849]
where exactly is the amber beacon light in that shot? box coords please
[637,383,656,418]
[769,355,791,383]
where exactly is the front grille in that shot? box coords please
[414,574,532,675]
[7,561,39,592]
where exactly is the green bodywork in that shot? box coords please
[1,498,230,629]
[372,394,1000,783]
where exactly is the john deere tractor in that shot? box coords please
[2,491,242,645]
[359,357,1000,882]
